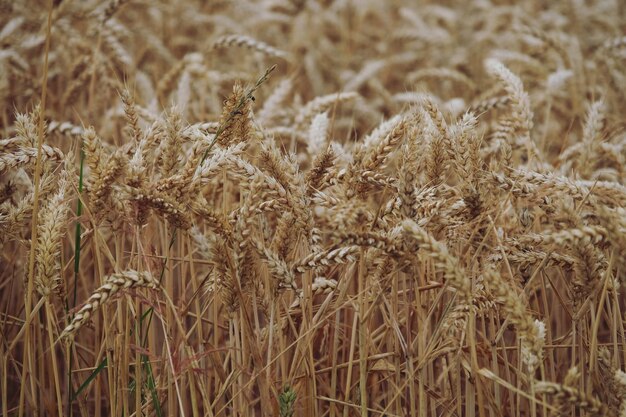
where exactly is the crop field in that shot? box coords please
[1,0,625,416]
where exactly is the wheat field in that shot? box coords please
[1,0,626,416]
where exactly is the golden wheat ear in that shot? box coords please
[60,270,159,341]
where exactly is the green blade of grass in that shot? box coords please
[67,144,85,416]
[143,354,163,417]
[73,146,85,306]
[71,357,107,402]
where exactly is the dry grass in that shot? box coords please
[1,1,626,416]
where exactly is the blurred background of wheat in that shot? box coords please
[1,0,625,416]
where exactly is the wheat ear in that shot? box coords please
[61,270,159,340]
